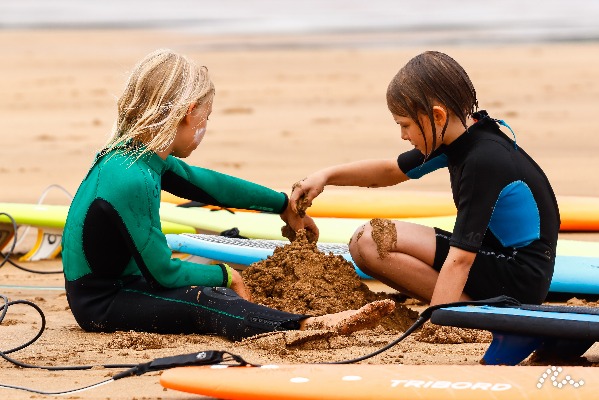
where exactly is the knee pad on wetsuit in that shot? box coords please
[198,287,304,334]
[200,286,240,301]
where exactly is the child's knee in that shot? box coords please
[349,223,377,265]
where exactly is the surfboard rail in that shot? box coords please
[160,363,598,399]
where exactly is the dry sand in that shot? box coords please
[1,29,599,399]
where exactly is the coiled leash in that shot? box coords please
[0,290,519,395]
[0,294,255,395]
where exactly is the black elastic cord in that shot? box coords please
[326,295,521,364]
[0,292,255,395]
[0,292,521,394]
[0,212,62,274]
[0,378,116,396]
[0,294,135,370]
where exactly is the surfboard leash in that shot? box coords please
[0,290,521,394]
[325,295,522,364]
[0,212,63,274]
[0,292,257,395]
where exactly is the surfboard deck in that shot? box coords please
[166,234,599,294]
[166,233,356,271]
[162,189,457,218]
[159,202,599,246]
[0,202,195,261]
[159,202,456,242]
[160,363,598,400]
[161,189,599,231]
[0,202,196,234]
[432,304,599,365]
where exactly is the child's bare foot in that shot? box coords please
[299,299,395,335]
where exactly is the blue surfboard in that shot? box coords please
[166,233,599,295]
[167,233,356,268]
[431,303,599,365]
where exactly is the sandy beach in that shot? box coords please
[2,27,599,399]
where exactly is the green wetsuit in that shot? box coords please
[62,146,304,340]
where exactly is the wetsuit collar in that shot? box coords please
[443,111,495,161]
[93,142,167,175]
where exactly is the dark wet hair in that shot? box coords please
[386,51,478,155]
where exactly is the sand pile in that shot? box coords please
[242,229,418,332]
[242,227,492,345]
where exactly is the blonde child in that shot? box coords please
[290,51,560,306]
[62,49,393,341]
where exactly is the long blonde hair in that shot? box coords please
[106,49,214,155]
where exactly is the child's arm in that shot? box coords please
[290,158,407,214]
[162,155,287,213]
[429,247,476,305]
[162,155,319,238]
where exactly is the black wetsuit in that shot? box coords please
[62,145,305,341]
[397,111,560,304]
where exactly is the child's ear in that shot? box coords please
[182,103,196,124]
[432,105,448,126]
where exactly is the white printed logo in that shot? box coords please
[537,366,584,389]
[390,380,511,391]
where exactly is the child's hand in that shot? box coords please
[280,204,320,242]
[289,175,325,217]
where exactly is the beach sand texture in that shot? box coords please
[2,22,599,400]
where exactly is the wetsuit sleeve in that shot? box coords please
[161,156,288,213]
[397,147,448,179]
[89,158,233,289]
[134,215,234,289]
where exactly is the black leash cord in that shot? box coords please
[327,295,521,364]
[0,295,135,369]
[0,293,256,395]
[0,212,62,274]
[0,225,522,395]
[0,293,132,395]
[0,377,115,396]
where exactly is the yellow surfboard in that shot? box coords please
[0,202,195,261]
[159,204,599,257]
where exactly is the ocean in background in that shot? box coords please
[2,0,599,48]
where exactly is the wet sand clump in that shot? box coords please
[369,218,397,259]
[290,180,311,218]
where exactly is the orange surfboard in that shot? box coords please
[161,363,597,400]
[557,196,599,231]
[161,189,456,218]
[162,190,599,232]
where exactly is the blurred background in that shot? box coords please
[2,0,599,46]
[1,1,599,202]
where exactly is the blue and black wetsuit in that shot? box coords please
[397,110,560,304]
[62,145,306,341]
